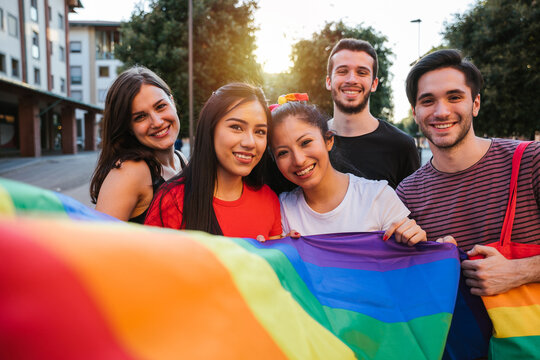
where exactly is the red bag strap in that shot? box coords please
[499,141,533,246]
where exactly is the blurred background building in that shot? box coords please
[69,20,122,150]
[0,0,103,157]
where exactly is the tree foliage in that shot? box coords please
[394,109,419,137]
[115,0,262,137]
[282,21,394,120]
[262,72,296,106]
[443,0,539,138]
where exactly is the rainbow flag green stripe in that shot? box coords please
[0,177,66,215]
[0,178,113,220]
[489,335,540,359]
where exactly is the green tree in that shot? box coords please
[443,0,539,138]
[285,21,394,120]
[115,0,263,137]
[394,109,419,137]
[262,72,296,105]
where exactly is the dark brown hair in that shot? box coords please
[405,49,484,107]
[327,38,378,79]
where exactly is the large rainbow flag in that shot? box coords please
[0,178,462,359]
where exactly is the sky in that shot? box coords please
[70,0,477,121]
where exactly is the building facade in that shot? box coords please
[69,20,122,146]
[0,0,100,157]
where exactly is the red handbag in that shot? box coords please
[472,141,540,359]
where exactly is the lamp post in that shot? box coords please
[188,0,194,149]
[410,19,421,59]
[410,19,423,159]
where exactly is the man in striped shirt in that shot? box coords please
[396,49,539,296]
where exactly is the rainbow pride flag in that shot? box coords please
[0,178,461,359]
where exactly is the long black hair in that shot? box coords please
[266,101,363,194]
[90,66,174,204]
[156,83,271,234]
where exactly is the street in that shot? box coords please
[0,144,190,210]
[0,151,99,208]
[420,147,432,166]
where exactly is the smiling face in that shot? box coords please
[130,84,180,151]
[213,100,268,182]
[326,49,379,115]
[271,115,334,191]
[413,67,480,150]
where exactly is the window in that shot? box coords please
[71,90,83,101]
[60,78,65,92]
[70,41,81,53]
[50,74,54,89]
[8,14,17,38]
[32,31,39,59]
[0,53,5,73]
[48,6,51,21]
[48,40,53,55]
[11,58,19,78]
[59,45,65,62]
[58,13,63,30]
[30,0,38,22]
[0,8,4,31]
[34,67,40,85]
[98,66,109,77]
[98,89,107,103]
[96,29,120,59]
[76,118,83,137]
[70,66,82,84]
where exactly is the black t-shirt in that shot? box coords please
[332,119,420,189]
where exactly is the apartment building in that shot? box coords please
[0,0,101,157]
[69,20,122,144]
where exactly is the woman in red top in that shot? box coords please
[145,83,282,240]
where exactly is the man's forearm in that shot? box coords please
[515,254,540,286]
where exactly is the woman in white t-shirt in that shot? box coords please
[268,101,426,246]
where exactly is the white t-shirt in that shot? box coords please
[279,174,410,236]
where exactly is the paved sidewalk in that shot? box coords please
[0,151,99,207]
[0,156,45,174]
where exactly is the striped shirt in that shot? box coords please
[396,138,540,251]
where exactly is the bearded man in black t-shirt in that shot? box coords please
[326,38,419,188]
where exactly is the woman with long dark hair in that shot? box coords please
[90,66,186,222]
[145,83,282,240]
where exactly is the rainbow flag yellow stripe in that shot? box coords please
[487,304,540,338]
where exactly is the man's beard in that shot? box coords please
[419,112,473,150]
[332,88,371,115]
